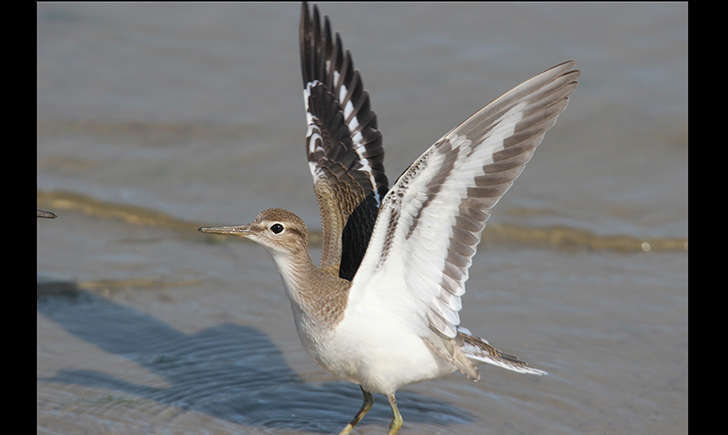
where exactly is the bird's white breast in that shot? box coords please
[300,276,456,395]
[272,249,454,394]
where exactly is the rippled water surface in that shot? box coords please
[38,3,687,434]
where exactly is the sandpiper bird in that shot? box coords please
[200,3,579,433]
[37,209,56,218]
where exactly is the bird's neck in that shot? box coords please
[270,248,349,328]
[270,248,316,299]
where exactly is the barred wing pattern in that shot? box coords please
[300,2,389,280]
[349,61,580,338]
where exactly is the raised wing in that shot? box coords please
[300,2,389,280]
[348,61,580,338]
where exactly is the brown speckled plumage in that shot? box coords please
[258,209,349,327]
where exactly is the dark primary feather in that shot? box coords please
[300,2,389,280]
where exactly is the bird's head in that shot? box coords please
[199,208,308,256]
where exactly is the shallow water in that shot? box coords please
[38,3,687,434]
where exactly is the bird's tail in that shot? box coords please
[457,327,548,376]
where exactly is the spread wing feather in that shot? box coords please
[348,61,580,338]
[300,2,389,280]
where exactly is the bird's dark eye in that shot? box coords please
[270,223,284,234]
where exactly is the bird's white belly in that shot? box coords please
[300,307,455,395]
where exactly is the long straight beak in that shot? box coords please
[198,224,251,237]
[37,209,57,219]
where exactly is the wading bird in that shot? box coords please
[201,3,578,433]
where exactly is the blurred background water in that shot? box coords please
[37,3,687,434]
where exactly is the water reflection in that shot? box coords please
[37,280,473,432]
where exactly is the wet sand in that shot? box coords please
[38,210,687,434]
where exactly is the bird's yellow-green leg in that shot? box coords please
[339,386,374,435]
[386,393,403,435]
